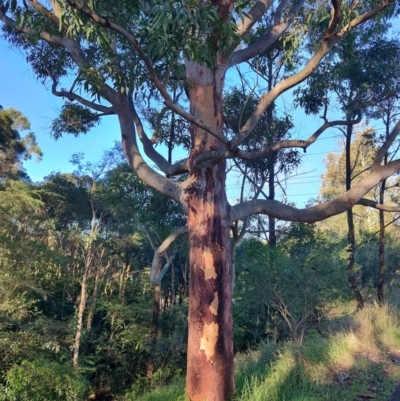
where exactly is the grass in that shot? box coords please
[130,303,400,401]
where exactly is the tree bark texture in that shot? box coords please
[184,62,234,401]
[73,262,89,369]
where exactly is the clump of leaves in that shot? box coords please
[50,103,101,139]
[1,359,88,401]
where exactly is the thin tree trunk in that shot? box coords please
[184,61,234,401]
[167,88,176,165]
[266,54,276,247]
[268,161,276,246]
[345,122,364,308]
[73,262,90,369]
[378,208,385,304]
[74,195,98,368]
[86,270,99,330]
[119,260,130,303]
[378,160,387,304]
[147,284,160,378]
[87,260,110,329]
[171,262,176,306]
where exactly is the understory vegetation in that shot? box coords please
[1,107,400,401]
[1,155,400,400]
[136,303,400,401]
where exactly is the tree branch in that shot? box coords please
[229,0,394,148]
[230,159,400,223]
[61,39,118,105]
[49,0,62,19]
[26,0,68,31]
[0,9,67,46]
[119,101,182,203]
[229,0,305,67]
[357,198,400,212]
[0,7,117,105]
[132,107,189,176]
[373,120,400,167]
[194,114,362,168]
[235,0,275,36]
[150,226,188,285]
[47,70,115,114]
[274,0,289,25]
[324,0,342,38]
[66,0,230,146]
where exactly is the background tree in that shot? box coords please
[318,130,400,302]
[0,107,41,180]
[295,27,400,307]
[224,88,300,245]
[0,147,190,399]
[368,96,400,303]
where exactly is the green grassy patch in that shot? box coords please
[131,304,400,401]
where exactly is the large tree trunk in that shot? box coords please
[184,62,234,401]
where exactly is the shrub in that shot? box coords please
[1,359,88,401]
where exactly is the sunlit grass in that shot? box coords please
[132,303,400,401]
[122,379,185,401]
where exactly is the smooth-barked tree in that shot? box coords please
[1,1,400,400]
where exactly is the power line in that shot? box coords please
[303,150,341,156]
[283,180,321,185]
[226,178,323,187]
[286,174,323,180]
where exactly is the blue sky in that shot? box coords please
[1,40,121,181]
[0,39,349,208]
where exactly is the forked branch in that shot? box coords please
[230,0,305,67]
[235,0,275,36]
[150,226,188,285]
[48,70,115,114]
[66,0,230,146]
[324,0,342,38]
[229,0,394,148]
[132,108,189,176]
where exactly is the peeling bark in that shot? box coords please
[184,62,234,401]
